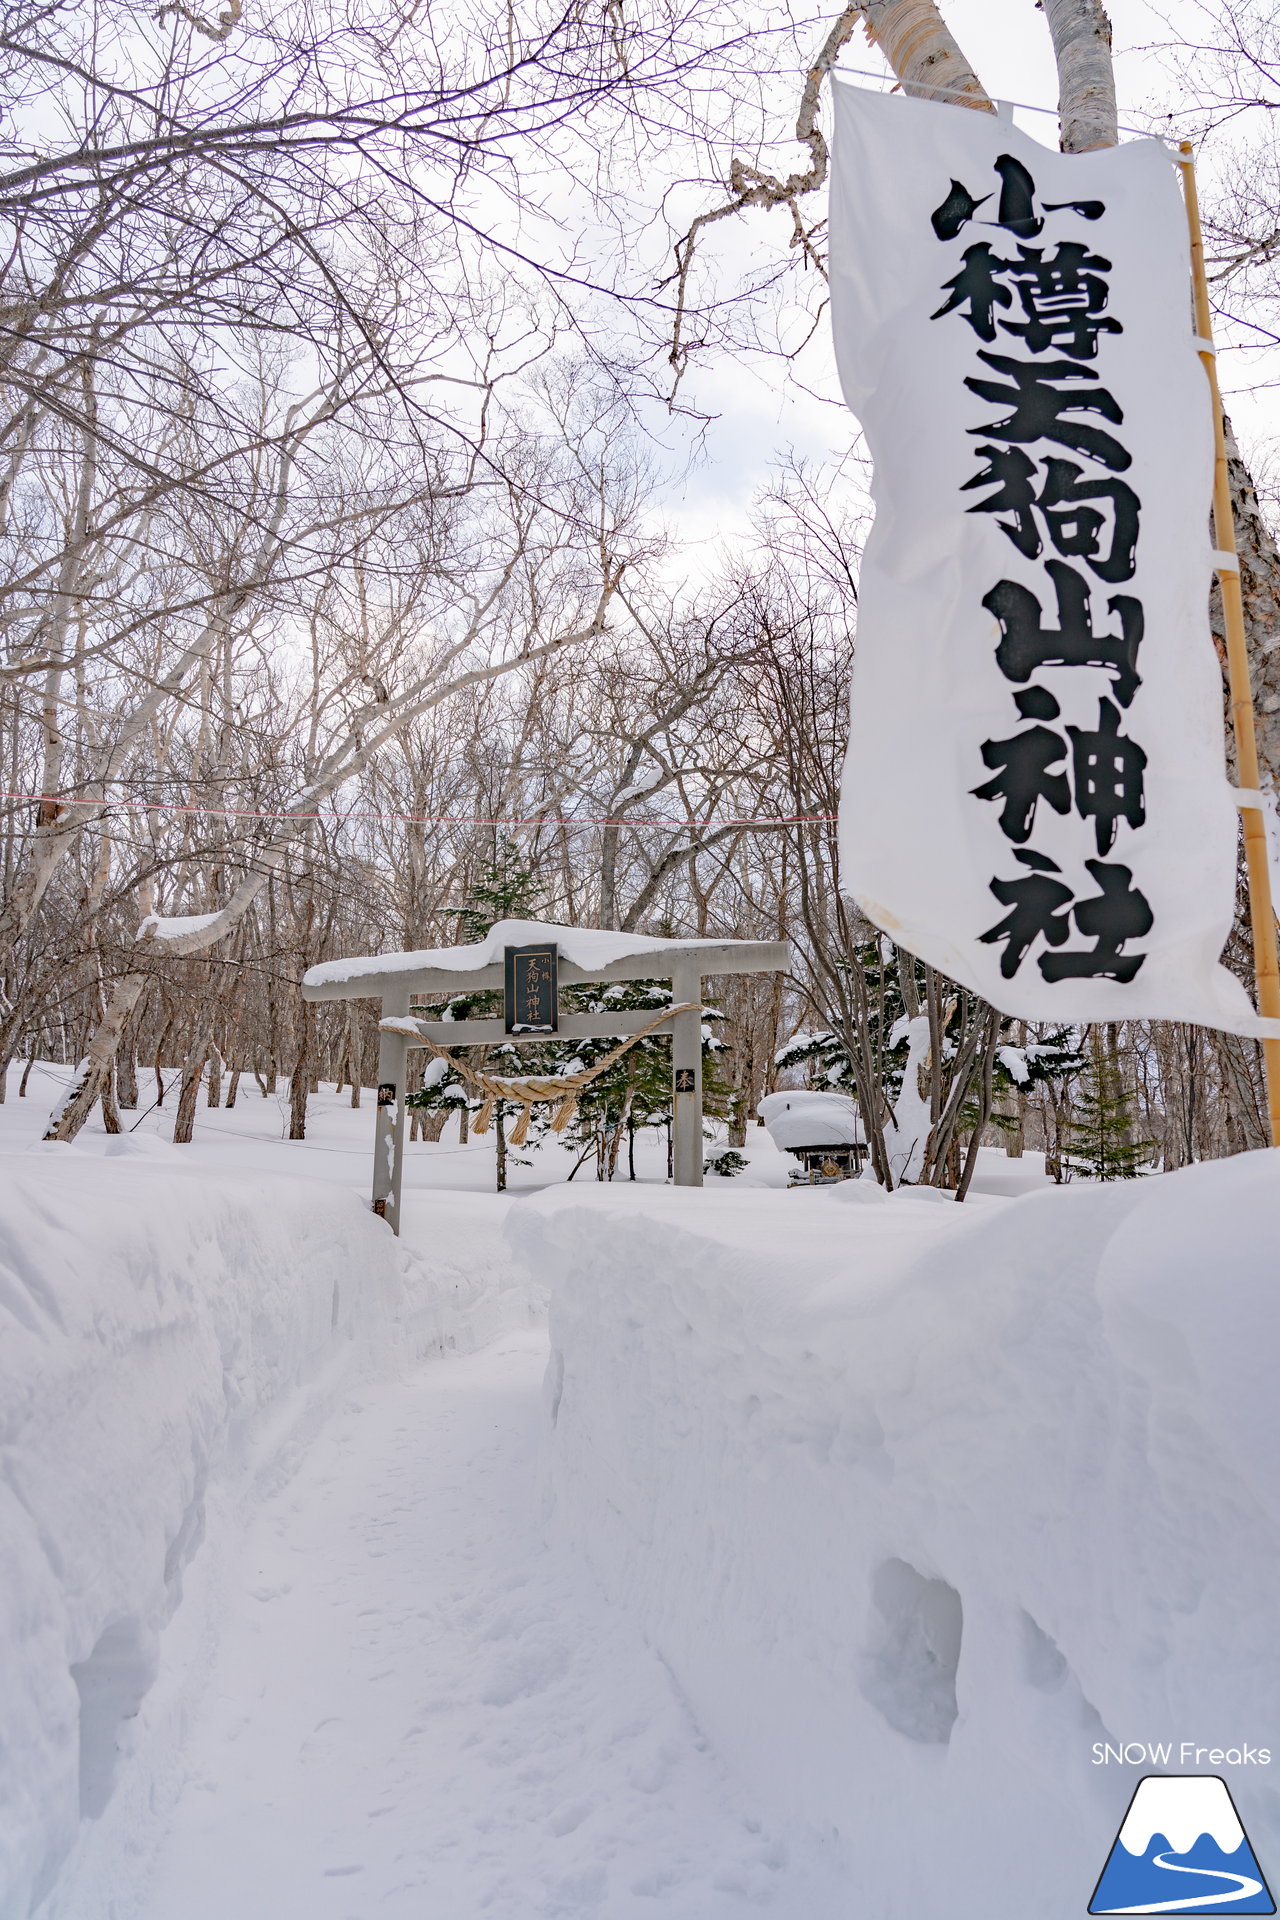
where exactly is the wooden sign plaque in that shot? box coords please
[504,943,559,1034]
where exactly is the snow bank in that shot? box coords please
[512,1156,1280,1918]
[0,1145,525,1918]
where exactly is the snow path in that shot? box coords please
[121,1330,843,1920]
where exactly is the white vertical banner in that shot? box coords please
[830,83,1264,1034]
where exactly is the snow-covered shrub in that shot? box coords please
[703,1145,748,1178]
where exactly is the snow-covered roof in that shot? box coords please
[757,1090,866,1149]
[303,920,789,1000]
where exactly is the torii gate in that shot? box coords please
[302,920,790,1232]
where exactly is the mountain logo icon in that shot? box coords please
[1089,1775,1275,1914]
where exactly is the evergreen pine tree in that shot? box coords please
[452,835,542,942]
[966,1026,1087,1144]
[552,979,730,1179]
[1067,1029,1152,1179]
[408,838,544,1187]
[774,936,910,1102]
[775,943,1082,1153]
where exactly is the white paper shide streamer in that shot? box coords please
[830,84,1263,1034]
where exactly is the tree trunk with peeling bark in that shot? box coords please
[99,1061,122,1134]
[289,1000,313,1141]
[117,1039,138,1110]
[347,1003,363,1108]
[1042,0,1117,151]
[42,973,149,1142]
[173,1017,213,1145]
[1215,431,1280,784]
[860,1,992,110]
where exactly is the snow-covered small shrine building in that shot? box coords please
[302,920,790,1231]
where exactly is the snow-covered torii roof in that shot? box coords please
[302,919,790,1002]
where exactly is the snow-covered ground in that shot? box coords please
[518,1159,1280,1919]
[105,1332,848,1920]
[0,1058,1052,1204]
[1,1068,858,1918]
[5,1063,1277,1920]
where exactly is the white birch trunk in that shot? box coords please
[1042,0,1118,152]
[1212,429,1280,791]
[42,973,148,1142]
[860,1,992,112]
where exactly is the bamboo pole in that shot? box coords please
[1179,142,1280,1148]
